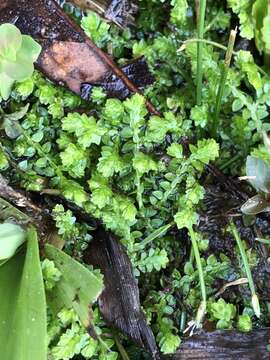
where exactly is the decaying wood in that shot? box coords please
[0,174,52,239]
[81,57,155,100]
[168,329,270,360]
[0,0,159,115]
[69,0,138,27]
[84,227,160,359]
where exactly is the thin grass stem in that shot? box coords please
[229,221,260,318]
[113,334,131,360]
[188,226,206,326]
[196,0,207,105]
[211,29,237,138]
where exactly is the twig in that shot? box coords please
[215,277,248,298]
[0,174,43,216]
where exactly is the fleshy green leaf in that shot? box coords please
[0,222,26,260]
[0,228,47,360]
[0,72,14,100]
[1,58,34,80]
[246,155,270,193]
[19,35,42,62]
[45,244,103,328]
[0,24,22,61]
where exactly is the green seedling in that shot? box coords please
[0,23,41,100]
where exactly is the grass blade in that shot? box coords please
[229,221,260,318]
[196,0,207,105]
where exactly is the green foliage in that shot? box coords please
[42,259,62,290]
[170,0,188,25]
[45,244,103,328]
[253,0,270,56]
[133,152,158,175]
[97,145,126,177]
[136,248,169,273]
[237,314,252,332]
[81,12,110,48]
[209,298,237,329]
[62,113,106,149]
[1,104,29,139]
[60,143,88,178]
[0,228,47,360]
[227,0,255,39]
[3,0,270,357]
[0,148,9,170]
[0,24,41,100]
[52,204,78,238]
[0,222,25,260]
[49,308,118,360]
[144,292,181,354]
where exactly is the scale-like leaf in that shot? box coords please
[0,228,47,360]
[45,244,104,328]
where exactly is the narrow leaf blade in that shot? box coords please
[45,244,103,328]
[0,228,47,360]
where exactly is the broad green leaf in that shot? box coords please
[2,58,34,80]
[0,24,22,61]
[0,228,47,360]
[0,222,25,260]
[0,72,14,100]
[246,156,270,193]
[45,244,103,328]
[19,35,42,62]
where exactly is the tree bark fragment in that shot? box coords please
[0,0,159,114]
[168,329,270,360]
